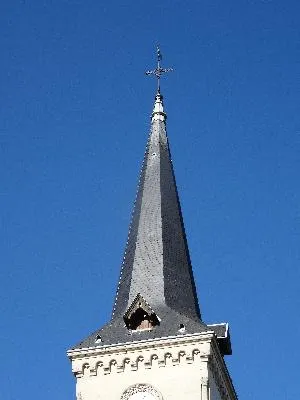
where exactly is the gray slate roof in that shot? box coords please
[71,93,232,355]
[112,101,200,322]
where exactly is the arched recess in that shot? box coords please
[124,293,160,331]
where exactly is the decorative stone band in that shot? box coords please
[73,348,207,378]
[68,332,214,378]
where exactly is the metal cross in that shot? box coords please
[145,46,173,92]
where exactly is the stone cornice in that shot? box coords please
[68,332,215,378]
[67,331,215,360]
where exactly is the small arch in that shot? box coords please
[96,361,103,370]
[178,351,186,363]
[150,354,159,367]
[109,359,117,372]
[82,363,90,375]
[123,358,131,371]
[192,348,200,356]
[192,349,201,363]
[164,352,172,366]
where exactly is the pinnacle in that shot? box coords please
[152,91,166,122]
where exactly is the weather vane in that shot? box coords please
[145,46,173,92]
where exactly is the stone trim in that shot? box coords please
[121,384,162,400]
[68,331,215,359]
[73,347,208,378]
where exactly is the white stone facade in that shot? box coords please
[68,332,237,400]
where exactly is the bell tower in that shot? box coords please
[67,50,238,400]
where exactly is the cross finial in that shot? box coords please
[145,46,173,93]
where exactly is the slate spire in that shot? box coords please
[112,90,201,322]
[72,59,232,354]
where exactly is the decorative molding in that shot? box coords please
[73,347,204,378]
[121,384,162,400]
[67,331,215,359]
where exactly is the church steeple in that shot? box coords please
[112,89,201,325]
[67,50,237,400]
[110,50,203,326]
[70,51,231,356]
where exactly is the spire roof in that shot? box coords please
[71,90,232,355]
[112,92,200,321]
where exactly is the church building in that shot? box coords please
[67,51,238,400]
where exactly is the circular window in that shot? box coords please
[121,384,162,400]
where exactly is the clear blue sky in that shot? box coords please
[1,1,299,399]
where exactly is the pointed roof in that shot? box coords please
[112,91,201,321]
[71,91,232,355]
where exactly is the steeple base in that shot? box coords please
[68,332,237,400]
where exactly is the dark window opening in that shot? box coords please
[124,307,159,331]
[95,334,102,343]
